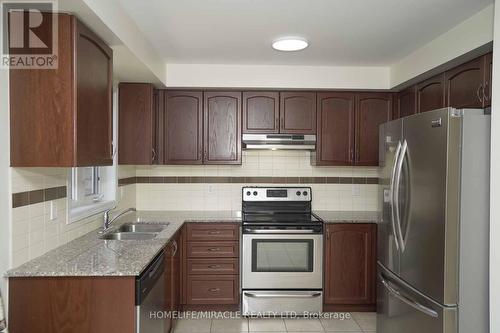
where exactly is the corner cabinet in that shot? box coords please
[395,86,417,119]
[324,223,377,312]
[10,13,113,167]
[203,92,242,165]
[355,93,392,166]
[118,83,156,165]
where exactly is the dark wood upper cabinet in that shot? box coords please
[313,92,355,166]
[204,92,242,165]
[445,57,485,109]
[395,86,417,119]
[355,93,392,166]
[243,91,279,133]
[280,92,317,134]
[164,91,203,165]
[118,83,155,165]
[417,73,445,113]
[324,224,376,310]
[10,14,113,167]
[484,52,493,107]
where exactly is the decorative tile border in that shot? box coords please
[12,186,67,208]
[118,176,379,186]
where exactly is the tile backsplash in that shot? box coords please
[10,167,135,267]
[135,150,380,211]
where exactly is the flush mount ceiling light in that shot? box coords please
[272,37,308,52]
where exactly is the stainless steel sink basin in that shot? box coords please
[100,232,157,241]
[118,223,169,233]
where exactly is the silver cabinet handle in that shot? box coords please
[208,288,220,293]
[389,141,402,251]
[172,240,178,257]
[393,140,407,252]
[207,247,221,251]
[245,292,322,298]
[208,264,222,269]
[379,273,438,318]
[152,148,157,163]
[483,81,489,102]
[208,230,221,235]
[477,85,484,103]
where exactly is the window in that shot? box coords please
[68,166,116,223]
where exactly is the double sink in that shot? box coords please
[100,222,170,241]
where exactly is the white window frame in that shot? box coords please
[67,86,118,224]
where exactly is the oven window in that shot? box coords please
[251,239,313,272]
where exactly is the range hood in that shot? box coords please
[242,134,316,150]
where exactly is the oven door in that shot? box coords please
[242,233,323,289]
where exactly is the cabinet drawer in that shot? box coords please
[187,242,239,258]
[186,223,239,241]
[187,259,239,275]
[186,275,239,304]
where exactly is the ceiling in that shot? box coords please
[118,0,492,66]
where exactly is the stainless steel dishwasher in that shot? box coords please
[136,251,165,333]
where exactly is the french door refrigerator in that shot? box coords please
[377,108,490,333]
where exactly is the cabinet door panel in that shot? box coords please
[204,92,242,164]
[243,91,279,133]
[355,93,392,166]
[484,53,493,107]
[396,86,417,119]
[315,92,355,166]
[280,92,316,134]
[164,91,203,164]
[75,18,113,166]
[118,83,154,165]
[445,57,485,108]
[324,224,376,306]
[417,74,445,113]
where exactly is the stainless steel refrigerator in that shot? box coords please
[377,108,490,333]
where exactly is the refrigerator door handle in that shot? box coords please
[379,273,439,318]
[394,139,407,252]
[390,140,402,251]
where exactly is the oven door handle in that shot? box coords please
[243,229,318,234]
[244,292,322,298]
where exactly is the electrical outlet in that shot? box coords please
[49,201,58,221]
[208,184,215,194]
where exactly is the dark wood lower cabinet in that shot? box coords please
[9,277,136,333]
[181,223,240,311]
[324,223,377,312]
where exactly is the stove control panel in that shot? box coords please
[242,187,311,201]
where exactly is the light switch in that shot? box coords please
[352,184,361,196]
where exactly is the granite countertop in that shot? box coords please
[6,210,378,278]
[313,210,380,223]
[6,210,242,278]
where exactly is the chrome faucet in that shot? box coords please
[102,207,136,232]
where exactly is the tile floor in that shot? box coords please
[173,312,376,333]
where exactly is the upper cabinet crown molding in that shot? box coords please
[10,13,113,167]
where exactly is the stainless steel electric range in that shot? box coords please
[241,186,324,317]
